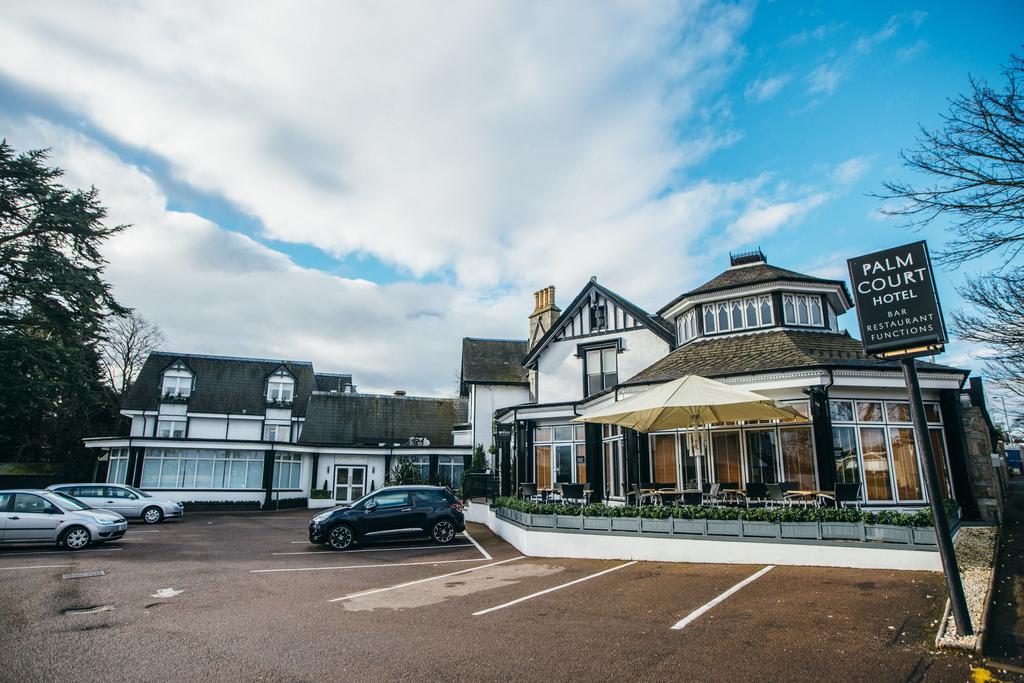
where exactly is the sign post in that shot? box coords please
[847,240,972,636]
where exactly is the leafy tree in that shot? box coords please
[99,310,166,396]
[879,54,1024,398]
[470,443,487,473]
[0,140,125,474]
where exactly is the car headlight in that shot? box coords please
[311,513,329,524]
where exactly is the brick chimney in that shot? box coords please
[528,285,560,350]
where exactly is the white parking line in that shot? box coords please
[670,565,775,631]
[329,556,525,602]
[0,564,75,571]
[250,557,493,574]
[0,547,123,558]
[472,561,637,616]
[272,544,472,556]
[461,529,492,561]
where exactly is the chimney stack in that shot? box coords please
[393,390,406,397]
[528,285,560,349]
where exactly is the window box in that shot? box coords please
[610,517,639,532]
[706,519,741,536]
[672,518,706,535]
[742,520,780,538]
[780,522,820,540]
[555,516,583,530]
[640,518,671,534]
[530,514,555,528]
[266,398,294,408]
[161,393,190,404]
[864,524,912,544]
[912,527,938,545]
[820,522,862,541]
[583,516,612,531]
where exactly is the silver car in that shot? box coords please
[0,489,128,550]
[47,483,184,524]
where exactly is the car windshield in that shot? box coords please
[124,485,152,498]
[48,491,91,511]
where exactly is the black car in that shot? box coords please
[308,485,465,551]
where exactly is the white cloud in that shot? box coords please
[727,192,828,243]
[832,156,872,185]
[896,40,929,63]
[854,12,927,54]
[744,74,790,102]
[806,63,844,96]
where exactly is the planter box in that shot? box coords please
[780,522,820,540]
[555,516,583,530]
[641,518,672,534]
[706,519,741,537]
[742,520,779,538]
[307,498,336,509]
[611,517,640,532]
[912,527,937,545]
[583,516,612,531]
[820,522,862,541]
[531,514,555,528]
[864,524,912,544]
[672,518,706,535]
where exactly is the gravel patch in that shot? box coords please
[937,526,999,650]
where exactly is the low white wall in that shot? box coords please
[467,504,941,572]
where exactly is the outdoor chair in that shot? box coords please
[831,482,862,510]
[765,483,788,508]
[719,481,739,490]
[631,484,660,506]
[702,483,722,506]
[582,483,593,504]
[778,481,799,494]
[659,492,681,507]
[744,482,767,506]
[560,483,585,506]
[520,483,538,501]
[682,491,703,506]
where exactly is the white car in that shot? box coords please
[48,483,184,524]
[0,489,128,550]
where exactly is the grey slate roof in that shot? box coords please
[658,263,853,314]
[122,352,318,417]
[624,329,966,385]
[460,338,529,395]
[315,373,353,392]
[299,393,466,447]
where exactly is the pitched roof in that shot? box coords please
[460,338,529,395]
[122,352,317,416]
[524,280,675,366]
[658,263,853,314]
[315,373,353,392]
[623,329,966,385]
[298,393,466,447]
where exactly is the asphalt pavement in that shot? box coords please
[0,508,1011,682]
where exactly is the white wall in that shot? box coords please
[536,328,670,404]
[188,417,226,439]
[469,384,531,459]
[228,418,261,441]
[315,453,389,498]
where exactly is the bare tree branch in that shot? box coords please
[98,311,166,396]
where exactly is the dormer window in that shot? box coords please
[266,368,295,404]
[161,363,193,398]
[702,295,773,335]
[782,293,824,327]
[583,344,618,397]
[677,308,698,344]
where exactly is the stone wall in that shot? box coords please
[962,405,1004,522]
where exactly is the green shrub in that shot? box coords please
[310,488,331,500]
[492,496,958,528]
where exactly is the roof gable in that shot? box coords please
[460,338,529,395]
[524,280,674,366]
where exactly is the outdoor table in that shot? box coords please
[784,490,829,507]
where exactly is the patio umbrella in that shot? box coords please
[573,375,806,495]
[573,375,806,432]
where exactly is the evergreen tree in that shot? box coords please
[0,140,125,476]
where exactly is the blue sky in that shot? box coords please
[0,1,1020,410]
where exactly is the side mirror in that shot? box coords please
[128,494,138,500]
[364,500,377,512]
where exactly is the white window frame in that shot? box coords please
[267,370,295,403]
[156,419,186,438]
[140,448,264,489]
[782,293,825,328]
[263,423,291,443]
[702,295,774,336]
[272,453,302,489]
[161,370,192,398]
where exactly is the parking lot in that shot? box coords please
[0,509,996,681]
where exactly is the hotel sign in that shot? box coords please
[846,240,947,357]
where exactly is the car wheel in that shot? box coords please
[431,519,456,544]
[142,506,163,525]
[61,526,91,551]
[327,524,354,551]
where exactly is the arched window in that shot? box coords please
[731,300,743,329]
[809,297,823,326]
[744,298,757,327]
[717,302,730,331]
[783,295,795,324]
[704,305,716,333]
[759,296,773,326]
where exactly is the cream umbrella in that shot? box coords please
[573,375,806,432]
[573,375,806,496]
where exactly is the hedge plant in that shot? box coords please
[493,496,957,528]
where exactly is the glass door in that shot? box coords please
[334,466,366,503]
